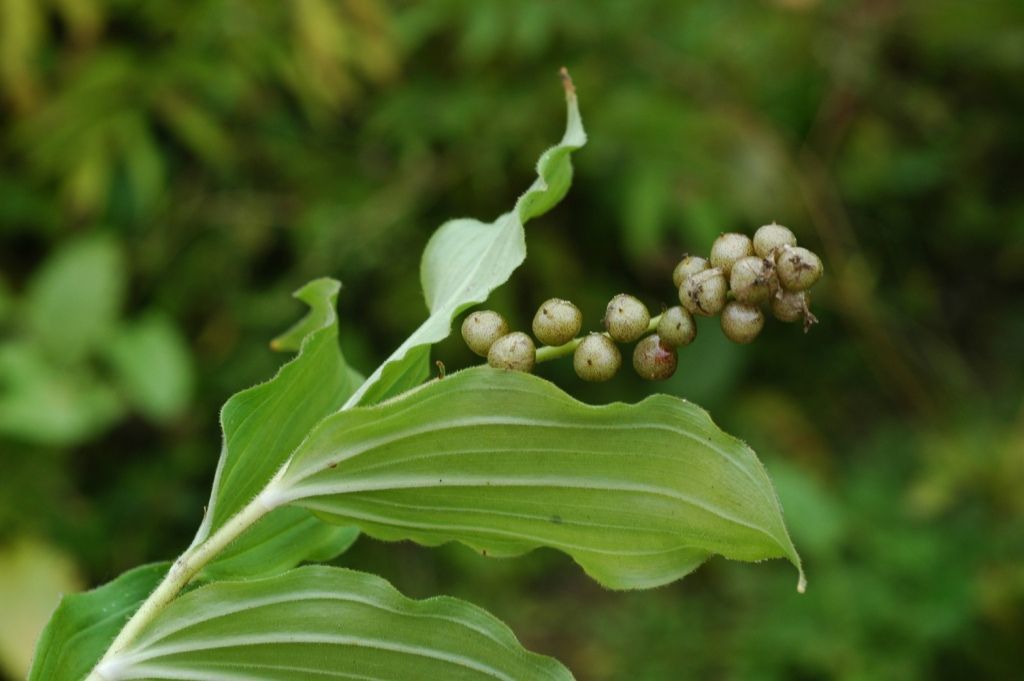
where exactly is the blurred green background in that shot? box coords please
[2,0,1023,679]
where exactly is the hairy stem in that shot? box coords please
[535,314,662,363]
[87,483,284,679]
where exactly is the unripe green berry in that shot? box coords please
[729,256,774,305]
[603,294,650,343]
[461,310,509,357]
[753,222,797,258]
[657,306,697,347]
[532,298,582,346]
[720,301,764,344]
[573,333,621,382]
[771,289,809,323]
[775,246,823,291]
[709,233,754,276]
[487,332,536,372]
[632,334,678,381]
[679,267,727,317]
[671,255,710,289]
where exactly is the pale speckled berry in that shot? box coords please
[632,334,678,380]
[720,301,764,344]
[573,333,621,382]
[532,298,582,346]
[709,233,754,276]
[729,256,775,305]
[487,332,536,372]
[753,223,797,258]
[771,289,809,323]
[679,267,727,317]
[603,294,650,343]
[657,306,697,347]
[775,246,823,291]
[672,255,710,289]
[461,310,509,357]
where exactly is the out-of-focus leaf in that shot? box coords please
[93,566,572,681]
[24,234,125,362]
[0,276,10,323]
[199,507,359,581]
[344,77,586,407]
[278,367,804,591]
[192,278,360,576]
[0,342,122,445]
[28,562,169,681]
[0,538,83,680]
[105,313,194,423]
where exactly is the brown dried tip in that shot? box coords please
[559,67,576,96]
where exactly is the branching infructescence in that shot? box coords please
[462,221,824,381]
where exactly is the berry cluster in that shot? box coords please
[461,223,822,382]
[678,223,822,342]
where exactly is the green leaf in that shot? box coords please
[356,344,433,406]
[344,77,586,408]
[96,566,572,681]
[200,507,359,582]
[105,313,194,423]
[25,234,125,362]
[28,562,169,681]
[0,341,123,446]
[276,367,803,591]
[192,278,360,578]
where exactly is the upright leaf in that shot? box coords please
[276,367,804,591]
[192,278,359,578]
[344,75,587,407]
[28,563,169,681]
[93,566,572,681]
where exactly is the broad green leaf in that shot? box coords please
[0,538,83,679]
[105,313,194,423]
[344,77,587,408]
[200,507,359,581]
[28,562,169,681]
[96,566,571,681]
[356,344,433,406]
[192,278,360,578]
[277,367,804,591]
[25,234,125,362]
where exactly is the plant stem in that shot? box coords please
[87,313,667,677]
[535,314,662,363]
[87,485,282,679]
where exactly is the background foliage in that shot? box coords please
[1,0,1022,679]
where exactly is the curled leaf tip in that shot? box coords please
[797,573,808,594]
[559,67,576,97]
